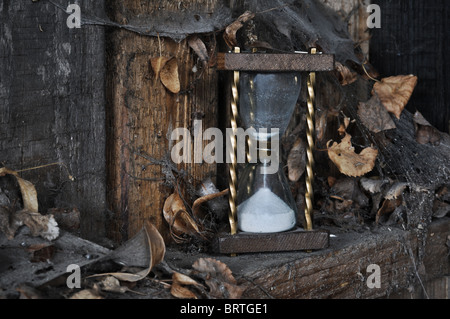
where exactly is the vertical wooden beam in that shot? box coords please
[106,1,219,242]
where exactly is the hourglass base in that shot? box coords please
[214,227,329,254]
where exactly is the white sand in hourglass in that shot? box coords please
[237,188,296,233]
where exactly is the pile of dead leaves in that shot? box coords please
[170,258,245,299]
[67,221,244,299]
[285,71,443,229]
[162,186,228,244]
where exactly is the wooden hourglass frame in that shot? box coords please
[215,48,334,254]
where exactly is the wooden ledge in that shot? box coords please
[217,52,335,72]
[214,228,329,254]
[167,218,450,299]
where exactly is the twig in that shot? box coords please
[15,162,74,181]
[362,62,380,82]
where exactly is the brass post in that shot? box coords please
[228,47,240,235]
[305,48,317,231]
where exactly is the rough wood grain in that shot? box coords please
[106,0,219,242]
[215,228,329,254]
[217,53,335,71]
[0,1,107,241]
[236,219,450,298]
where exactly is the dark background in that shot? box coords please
[371,0,450,133]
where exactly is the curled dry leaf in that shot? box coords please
[16,209,59,241]
[360,177,386,194]
[413,111,441,145]
[98,276,146,296]
[357,95,396,133]
[173,272,202,287]
[376,198,402,225]
[192,258,245,299]
[0,167,59,241]
[170,272,204,299]
[89,221,165,282]
[160,58,180,94]
[192,189,229,218]
[0,167,38,212]
[384,182,408,200]
[163,191,202,242]
[150,56,170,80]
[413,111,432,127]
[372,75,418,119]
[335,62,357,86]
[316,111,328,142]
[287,138,306,182]
[188,36,209,65]
[223,11,255,48]
[69,288,103,300]
[327,134,378,177]
[171,283,198,299]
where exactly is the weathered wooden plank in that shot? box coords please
[217,53,335,72]
[234,218,450,299]
[106,1,220,242]
[215,228,329,254]
[0,228,111,298]
[163,218,450,299]
[0,1,107,241]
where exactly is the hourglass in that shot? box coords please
[216,49,334,254]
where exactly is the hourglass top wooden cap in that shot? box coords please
[217,52,335,72]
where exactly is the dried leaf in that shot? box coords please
[171,283,198,299]
[413,111,432,127]
[150,56,170,80]
[173,272,202,287]
[160,57,180,94]
[99,276,129,294]
[192,258,245,299]
[69,288,103,300]
[98,276,146,295]
[335,62,357,86]
[0,167,38,212]
[384,182,408,200]
[0,167,59,240]
[331,177,369,208]
[372,75,418,119]
[170,272,204,299]
[316,111,328,142]
[287,138,306,182]
[89,221,165,282]
[358,95,396,133]
[163,192,202,241]
[15,209,59,241]
[192,189,229,218]
[360,178,386,194]
[337,123,346,137]
[376,198,402,224]
[223,11,255,48]
[188,36,209,64]
[327,134,378,177]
